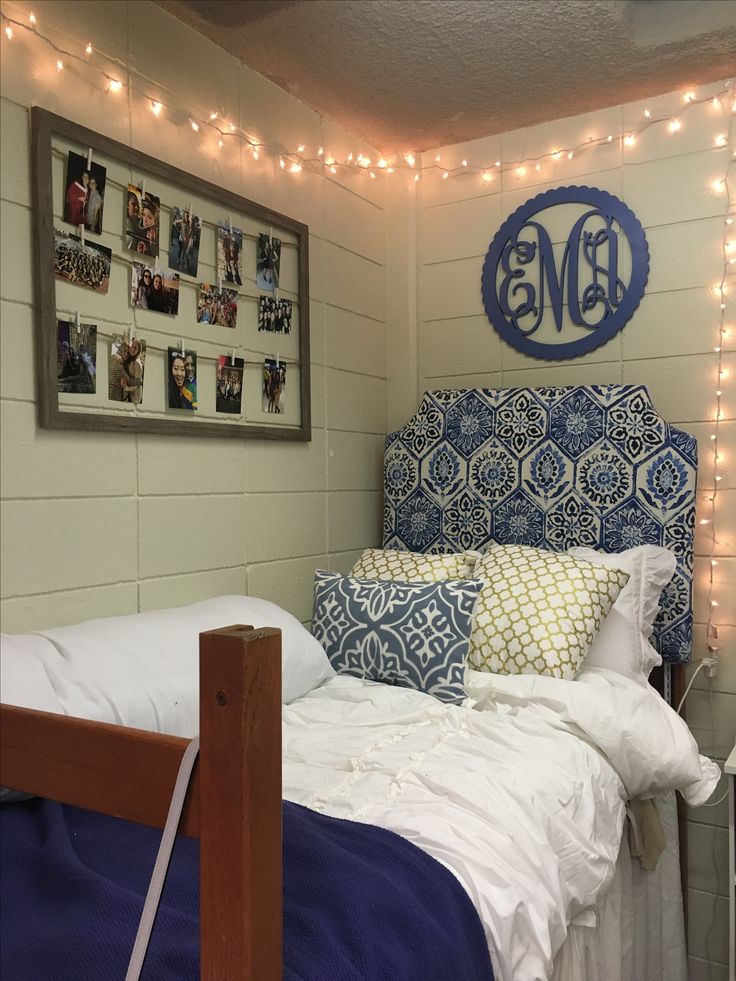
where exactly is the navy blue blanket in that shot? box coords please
[1,799,493,980]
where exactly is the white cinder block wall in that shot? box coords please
[0,0,392,630]
[414,83,735,979]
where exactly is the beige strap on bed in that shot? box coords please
[125,736,200,981]
[626,797,667,872]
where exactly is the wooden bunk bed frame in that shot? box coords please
[0,624,282,981]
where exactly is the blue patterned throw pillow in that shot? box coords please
[311,571,482,704]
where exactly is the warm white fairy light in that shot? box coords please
[28,11,36,26]
[289,162,301,174]
[209,112,218,121]
[252,148,259,160]
[567,150,574,160]
[481,171,493,183]
[515,165,526,177]
[461,159,468,167]
[317,146,324,156]
[624,134,636,147]
[377,158,388,168]
[668,117,682,132]
[279,156,285,169]
[218,138,224,149]
[4,24,12,38]
[106,78,122,93]
[404,152,416,167]
[715,133,727,146]
[297,144,305,152]
[150,100,162,117]
[684,90,696,103]
[442,171,449,179]
[712,178,726,193]
[190,119,199,132]
[55,58,63,71]
[551,149,562,160]
[84,41,92,55]
[644,109,652,118]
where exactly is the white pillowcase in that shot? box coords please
[0,595,334,737]
[567,545,676,685]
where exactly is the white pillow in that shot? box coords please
[568,546,676,685]
[0,596,334,737]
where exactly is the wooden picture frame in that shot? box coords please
[31,107,311,441]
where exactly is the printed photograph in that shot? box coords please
[126,184,161,258]
[256,233,281,292]
[216,221,243,286]
[57,319,97,395]
[131,263,180,316]
[168,347,197,410]
[196,283,238,328]
[109,336,146,404]
[262,357,286,414]
[258,295,292,334]
[216,355,244,415]
[63,151,107,233]
[169,206,201,277]
[54,228,111,294]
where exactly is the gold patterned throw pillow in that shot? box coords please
[351,548,475,583]
[469,544,629,680]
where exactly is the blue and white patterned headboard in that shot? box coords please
[383,385,697,664]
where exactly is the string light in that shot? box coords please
[189,119,199,132]
[84,41,92,56]
[150,100,162,117]
[624,134,637,147]
[668,118,682,132]
[715,133,727,146]
[106,78,123,93]
[28,11,36,26]
[297,144,305,152]
[55,58,63,72]
[4,24,11,39]
[711,178,726,193]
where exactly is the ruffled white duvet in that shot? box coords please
[282,668,719,981]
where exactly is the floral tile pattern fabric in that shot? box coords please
[383,385,697,664]
[311,571,482,703]
[468,544,629,679]
[351,548,475,582]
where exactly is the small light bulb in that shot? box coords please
[715,474,723,481]
[289,162,301,174]
[29,12,36,26]
[495,160,501,167]
[370,171,376,179]
[56,59,64,72]
[551,150,562,160]
[535,163,541,172]
[442,171,449,179]
[252,148,259,160]
[644,109,651,118]
[699,518,711,524]
[150,100,162,117]
[607,134,613,142]
[462,159,468,167]
[414,173,420,182]
[107,78,122,92]
[516,166,526,177]
[405,153,416,167]
[435,154,440,162]
[624,134,636,147]
[567,151,574,159]
[377,158,388,168]
[330,165,337,174]
[715,133,727,147]
[711,600,719,607]
[683,91,695,103]
[727,218,733,225]
[209,112,218,121]
[347,153,353,163]
[297,144,305,152]
[279,157,285,169]
[387,167,394,174]
[85,41,92,55]
[668,118,681,133]
[325,156,335,166]
[481,171,492,183]
[317,146,324,156]
[712,96,720,108]
[4,25,12,39]
[218,139,224,149]
[712,178,726,193]
[711,559,718,566]
[190,119,199,132]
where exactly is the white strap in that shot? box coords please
[125,737,200,981]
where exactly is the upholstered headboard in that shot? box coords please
[383,385,697,664]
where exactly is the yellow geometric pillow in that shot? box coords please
[469,544,629,680]
[350,548,475,583]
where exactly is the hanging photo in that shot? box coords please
[258,295,292,334]
[262,357,286,414]
[126,184,161,257]
[63,151,106,233]
[196,283,238,328]
[216,355,244,414]
[57,319,96,394]
[256,233,281,292]
[109,335,146,404]
[131,262,180,315]
[216,221,243,286]
[168,347,198,410]
[54,228,111,294]
[169,206,201,277]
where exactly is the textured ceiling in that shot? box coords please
[157,0,736,152]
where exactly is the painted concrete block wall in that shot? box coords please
[416,81,735,978]
[0,0,389,631]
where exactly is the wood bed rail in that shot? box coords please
[0,623,283,981]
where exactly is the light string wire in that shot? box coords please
[1,9,734,183]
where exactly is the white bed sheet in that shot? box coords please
[282,671,717,981]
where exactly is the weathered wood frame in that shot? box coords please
[0,624,283,980]
[32,106,311,441]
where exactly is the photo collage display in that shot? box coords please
[55,149,296,420]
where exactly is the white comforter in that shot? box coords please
[282,669,719,981]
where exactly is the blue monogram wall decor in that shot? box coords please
[481,186,649,360]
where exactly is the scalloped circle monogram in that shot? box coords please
[481,186,649,360]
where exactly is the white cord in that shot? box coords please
[694,787,729,808]
[676,660,705,715]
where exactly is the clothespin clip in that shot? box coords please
[180,338,185,356]
[75,311,80,328]
[79,223,85,246]
[141,179,146,199]
[231,348,235,366]
[86,147,93,169]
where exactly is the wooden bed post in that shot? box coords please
[199,626,283,981]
